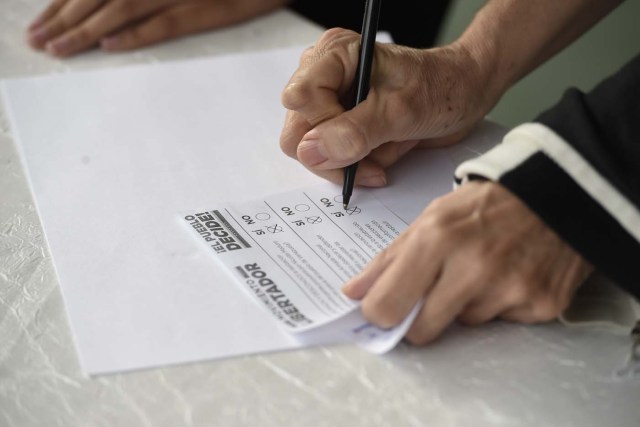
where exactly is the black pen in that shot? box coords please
[342,0,382,209]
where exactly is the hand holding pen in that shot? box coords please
[280,27,484,193]
[341,0,382,209]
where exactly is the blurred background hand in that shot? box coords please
[27,0,290,57]
[342,181,593,345]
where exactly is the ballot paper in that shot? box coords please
[1,44,506,375]
[181,184,420,353]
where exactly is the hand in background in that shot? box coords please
[342,181,593,345]
[27,0,290,57]
[280,28,496,187]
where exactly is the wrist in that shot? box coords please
[449,35,504,117]
[420,40,500,131]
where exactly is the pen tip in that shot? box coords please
[343,203,348,210]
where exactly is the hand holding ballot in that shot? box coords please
[27,0,289,57]
[341,182,592,345]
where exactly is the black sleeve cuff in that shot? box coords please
[455,123,640,296]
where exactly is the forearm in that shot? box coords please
[455,0,622,109]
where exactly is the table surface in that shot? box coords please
[1,2,639,426]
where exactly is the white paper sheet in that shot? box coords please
[1,46,504,375]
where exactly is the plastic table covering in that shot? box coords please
[1,1,639,426]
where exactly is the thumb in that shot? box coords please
[296,89,400,170]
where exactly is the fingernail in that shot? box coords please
[101,36,119,51]
[359,174,387,187]
[29,27,48,44]
[46,38,70,56]
[297,139,328,166]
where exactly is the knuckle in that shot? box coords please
[299,28,354,68]
[424,195,454,219]
[418,222,447,252]
[404,222,434,252]
[421,215,456,247]
[299,46,315,64]
[314,29,361,69]
[279,113,310,159]
[317,27,354,49]
[421,208,446,229]
[281,79,311,111]
[279,133,297,159]
[504,283,532,307]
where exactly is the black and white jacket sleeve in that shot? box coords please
[454,53,640,298]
